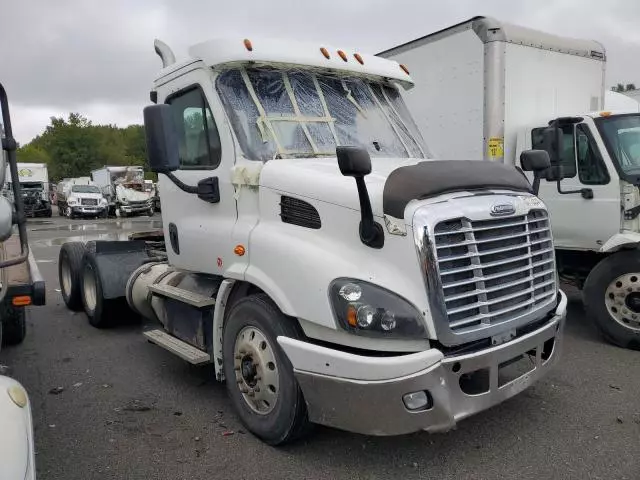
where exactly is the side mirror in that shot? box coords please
[520,150,551,196]
[544,165,564,182]
[337,146,372,177]
[542,125,562,165]
[143,104,180,174]
[520,150,551,172]
[336,146,383,249]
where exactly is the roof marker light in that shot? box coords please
[600,111,612,117]
[354,53,364,65]
[320,47,330,59]
[337,50,348,62]
[244,39,253,51]
[399,64,410,75]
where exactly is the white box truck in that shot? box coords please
[380,16,640,349]
[56,36,566,444]
[56,177,108,219]
[4,163,52,217]
[91,166,155,217]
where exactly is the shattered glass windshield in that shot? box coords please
[216,67,428,161]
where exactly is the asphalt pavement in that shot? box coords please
[0,212,639,480]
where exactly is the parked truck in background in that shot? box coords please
[380,16,640,350]
[56,177,108,219]
[57,37,565,444]
[91,166,155,217]
[0,82,42,480]
[3,162,52,217]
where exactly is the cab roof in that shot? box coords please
[155,37,414,89]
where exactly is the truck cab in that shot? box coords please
[517,110,640,347]
[58,37,566,444]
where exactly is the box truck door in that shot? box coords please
[534,122,619,250]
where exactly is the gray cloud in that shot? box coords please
[2,0,640,143]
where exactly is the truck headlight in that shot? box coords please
[68,198,77,205]
[329,279,426,338]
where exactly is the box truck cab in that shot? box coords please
[57,36,566,444]
[3,163,52,217]
[381,16,640,349]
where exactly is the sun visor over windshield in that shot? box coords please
[383,161,533,219]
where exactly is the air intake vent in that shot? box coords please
[280,196,321,229]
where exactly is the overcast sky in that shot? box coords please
[2,0,640,144]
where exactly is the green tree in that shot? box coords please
[16,144,50,164]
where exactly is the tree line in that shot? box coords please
[16,113,152,182]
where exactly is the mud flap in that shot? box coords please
[91,241,149,299]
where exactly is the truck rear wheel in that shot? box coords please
[222,294,310,445]
[583,251,640,350]
[59,242,86,311]
[1,305,26,346]
[81,250,125,328]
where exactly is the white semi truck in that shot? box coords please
[57,37,566,444]
[380,16,640,350]
[91,166,155,217]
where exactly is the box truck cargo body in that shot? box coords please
[381,17,640,350]
[379,16,606,162]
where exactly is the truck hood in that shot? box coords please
[69,193,104,200]
[259,157,423,216]
[115,185,151,202]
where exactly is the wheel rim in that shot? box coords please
[115,208,121,218]
[233,326,280,415]
[66,207,71,217]
[605,273,640,332]
[61,255,72,296]
[83,263,97,313]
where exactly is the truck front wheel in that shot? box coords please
[584,251,640,350]
[222,294,310,445]
[1,305,26,346]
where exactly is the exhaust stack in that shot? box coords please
[154,39,176,68]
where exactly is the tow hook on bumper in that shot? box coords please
[278,290,567,436]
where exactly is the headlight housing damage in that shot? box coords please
[329,279,426,339]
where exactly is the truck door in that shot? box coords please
[534,122,619,250]
[158,79,237,275]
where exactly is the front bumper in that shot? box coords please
[278,290,567,436]
[120,203,152,214]
[71,205,106,215]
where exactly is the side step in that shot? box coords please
[143,329,211,365]
[148,283,216,309]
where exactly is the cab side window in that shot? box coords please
[167,87,221,169]
[532,126,577,178]
[575,124,609,185]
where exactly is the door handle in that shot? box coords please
[197,177,220,204]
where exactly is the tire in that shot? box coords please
[1,305,26,346]
[65,206,74,219]
[45,206,52,218]
[583,251,640,350]
[81,249,130,328]
[222,294,310,445]
[147,206,155,217]
[58,242,86,311]
[57,204,64,216]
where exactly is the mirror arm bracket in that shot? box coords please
[556,180,593,199]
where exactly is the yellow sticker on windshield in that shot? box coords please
[488,137,504,160]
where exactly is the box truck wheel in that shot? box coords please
[1,305,26,346]
[583,251,640,350]
[222,294,310,445]
[58,242,86,311]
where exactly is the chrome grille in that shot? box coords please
[433,210,556,332]
[81,198,98,206]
